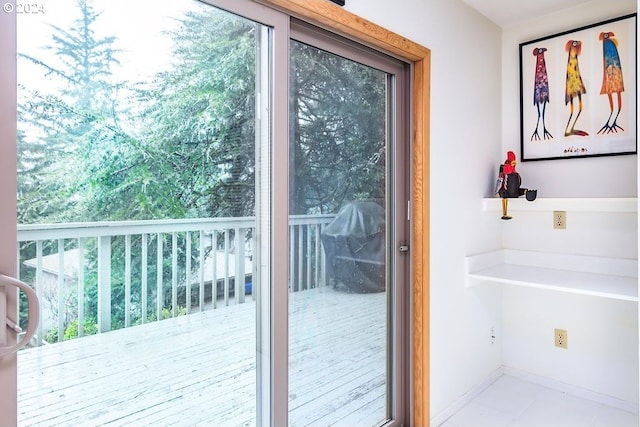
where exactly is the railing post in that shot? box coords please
[141,233,148,324]
[97,236,111,333]
[35,240,43,345]
[314,224,320,289]
[223,230,230,306]
[156,233,163,320]
[78,238,85,336]
[235,228,245,304]
[124,235,131,328]
[297,225,303,291]
[305,226,311,290]
[171,232,178,317]
[289,226,295,292]
[186,232,192,314]
[57,239,64,342]
[211,231,217,310]
[320,223,327,287]
[198,231,205,311]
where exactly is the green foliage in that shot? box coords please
[162,306,187,320]
[17,1,389,333]
[63,318,99,340]
[44,318,98,343]
[129,8,258,219]
[18,2,387,223]
[144,306,187,323]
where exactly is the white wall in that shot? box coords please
[500,0,638,408]
[343,0,505,420]
[500,205,638,405]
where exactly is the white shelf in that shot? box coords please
[482,197,637,213]
[465,250,638,302]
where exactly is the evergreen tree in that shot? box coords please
[17,0,124,334]
[17,0,122,224]
[127,8,258,220]
[290,41,387,215]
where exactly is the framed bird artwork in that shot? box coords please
[519,13,636,161]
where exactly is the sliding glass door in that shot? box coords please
[4,1,409,425]
[12,1,283,425]
[288,24,409,427]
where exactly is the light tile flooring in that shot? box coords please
[439,375,638,427]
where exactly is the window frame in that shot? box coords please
[289,20,411,425]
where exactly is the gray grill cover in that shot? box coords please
[321,201,385,293]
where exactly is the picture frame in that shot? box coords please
[519,13,636,161]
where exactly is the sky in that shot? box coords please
[16,0,203,85]
[14,0,214,153]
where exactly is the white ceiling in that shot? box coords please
[460,0,594,27]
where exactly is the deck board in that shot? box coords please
[18,287,387,426]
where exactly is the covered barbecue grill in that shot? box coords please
[321,201,385,293]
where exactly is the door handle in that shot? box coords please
[0,274,39,358]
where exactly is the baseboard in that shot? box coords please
[504,366,639,415]
[430,366,504,427]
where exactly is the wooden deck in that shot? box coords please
[17,287,387,426]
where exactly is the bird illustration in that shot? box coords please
[597,31,625,134]
[564,40,588,137]
[531,47,553,141]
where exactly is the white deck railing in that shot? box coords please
[16,214,334,346]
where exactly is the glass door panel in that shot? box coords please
[16,1,270,425]
[288,37,401,427]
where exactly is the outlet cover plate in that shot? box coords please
[553,211,566,229]
[555,328,567,348]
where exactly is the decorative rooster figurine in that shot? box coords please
[495,151,537,220]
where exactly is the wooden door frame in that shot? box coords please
[257,1,430,424]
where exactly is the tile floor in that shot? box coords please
[438,375,638,427]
